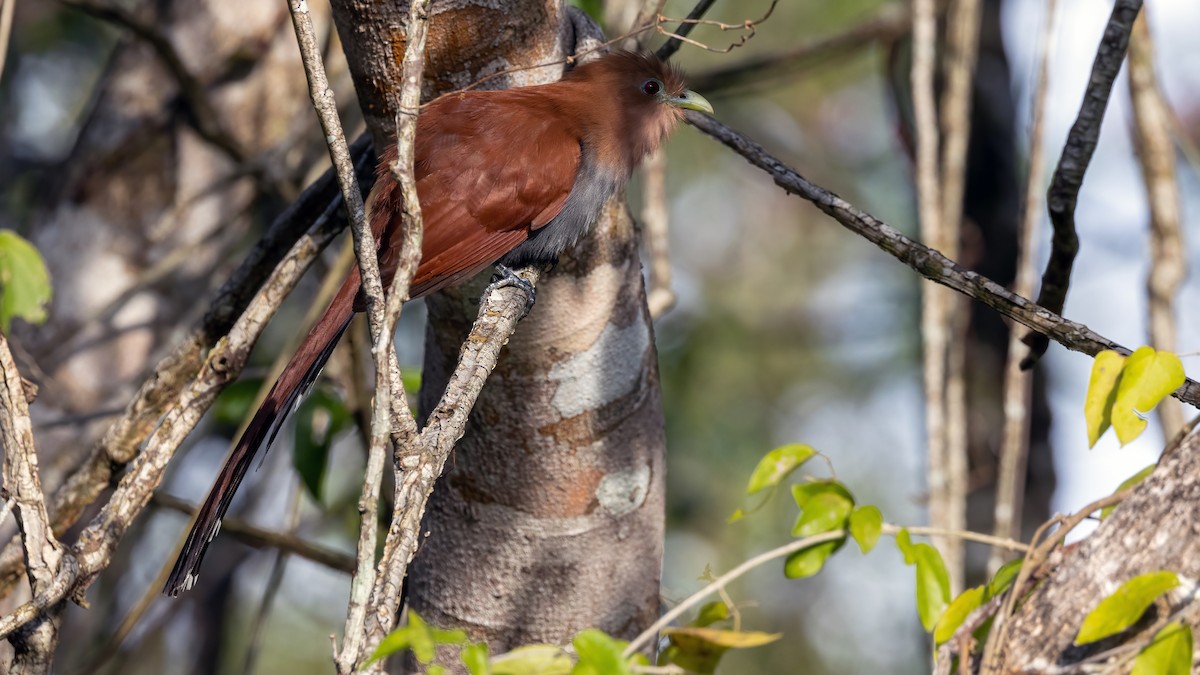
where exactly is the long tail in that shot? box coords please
[164,273,361,596]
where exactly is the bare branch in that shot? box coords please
[640,149,675,317]
[684,112,1200,406]
[1023,0,1142,367]
[0,334,65,672]
[654,0,717,61]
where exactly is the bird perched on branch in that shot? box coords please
[166,51,713,595]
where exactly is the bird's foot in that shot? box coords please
[487,264,537,319]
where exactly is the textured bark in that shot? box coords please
[412,200,666,649]
[992,429,1200,670]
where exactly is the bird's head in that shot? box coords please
[567,51,713,165]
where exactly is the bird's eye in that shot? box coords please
[641,78,663,96]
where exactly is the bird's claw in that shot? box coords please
[487,264,537,319]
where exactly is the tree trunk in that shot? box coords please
[325,0,667,652]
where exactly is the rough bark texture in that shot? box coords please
[413,200,666,649]
[993,429,1200,670]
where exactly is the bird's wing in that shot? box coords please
[373,91,582,298]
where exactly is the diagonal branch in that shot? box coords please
[1022,0,1142,367]
[684,112,1200,407]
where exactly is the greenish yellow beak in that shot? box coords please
[667,89,714,115]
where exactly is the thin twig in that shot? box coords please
[1022,0,1143,368]
[979,489,1133,673]
[623,530,848,658]
[356,0,432,666]
[0,0,15,80]
[1128,10,1185,437]
[884,524,1029,553]
[687,5,909,95]
[685,111,1200,407]
[654,0,717,61]
[989,0,1058,576]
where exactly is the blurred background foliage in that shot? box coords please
[2,0,1200,673]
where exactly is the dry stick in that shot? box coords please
[0,194,352,642]
[153,493,355,572]
[0,139,366,600]
[989,0,1058,577]
[938,0,983,599]
[621,523,1027,660]
[285,0,408,668]
[687,5,909,95]
[0,334,65,673]
[356,0,432,665]
[0,0,14,79]
[655,0,717,61]
[1022,0,1142,368]
[683,111,1200,407]
[911,0,960,595]
[979,489,1133,673]
[1128,11,1186,438]
[641,149,675,318]
[622,530,848,658]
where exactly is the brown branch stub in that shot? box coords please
[683,112,1200,407]
[1022,0,1143,368]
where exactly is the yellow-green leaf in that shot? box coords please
[1100,464,1155,520]
[691,601,730,628]
[791,492,853,538]
[462,643,490,675]
[1085,350,1127,447]
[934,586,986,644]
[663,627,780,674]
[783,540,841,579]
[746,444,817,495]
[492,645,572,675]
[1132,622,1193,675]
[1076,571,1180,645]
[0,230,52,332]
[571,629,633,675]
[1112,347,1186,446]
[987,559,1023,598]
[791,480,855,510]
[897,535,951,632]
[848,505,883,553]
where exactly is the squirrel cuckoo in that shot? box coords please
[165,51,712,595]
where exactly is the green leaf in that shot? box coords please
[1100,464,1156,520]
[896,528,916,564]
[462,643,490,675]
[790,480,855,510]
[571,629,632,675]
[1132,622,1193,675]
[211,379,264,427]
[934,586,986,644]
[791,492,853,538]
[691,601,730,628]
[1112,347,1186,446]
[783,539,842,579]
[429,666,446,675]
[848,505,883,553]
[292,387,350,502]
[0,230,51,332]
[897,533,951,632]
[1076,571,1180,645]
[746,444,817,495]
[727,508,746,524]
[662,627,780,674]
[987,559,1023,598]
[1085,350,1127,447]
[491,645,572,675]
